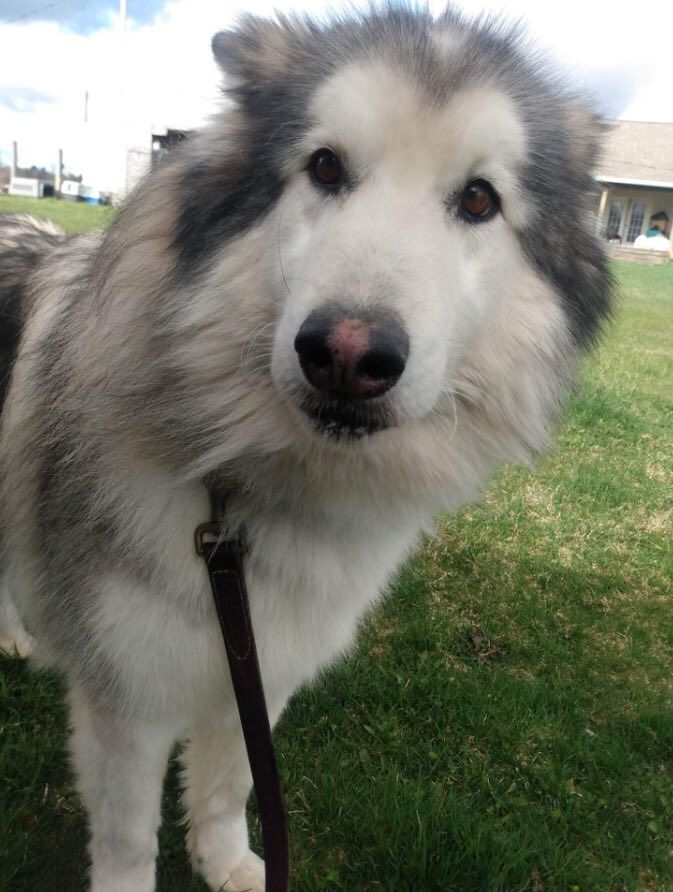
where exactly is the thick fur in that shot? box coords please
[0,215,65,410]
[0,7,610,891]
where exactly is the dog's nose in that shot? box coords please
[294,308,409,398]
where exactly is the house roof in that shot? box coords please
[596,120,673,189]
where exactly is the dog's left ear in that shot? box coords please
[212,14,304,85]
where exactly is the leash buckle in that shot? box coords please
[194,521,247,556]
[194,521,224,556]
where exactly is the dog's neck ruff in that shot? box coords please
[196,486,290,892]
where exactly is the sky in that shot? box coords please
[1,0,672,192]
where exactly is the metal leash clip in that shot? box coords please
[194,521,246,557]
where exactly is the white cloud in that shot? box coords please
[1,0,671,192]
[0,6,220,189]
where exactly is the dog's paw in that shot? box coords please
[0,596,36,659]
[227,850,265,891]
[204,849,265,892]
[0,630,35,659]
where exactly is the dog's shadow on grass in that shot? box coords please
[0,657,205,891]
[0,656,88,891]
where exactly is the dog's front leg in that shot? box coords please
[68,683,176,892]
[182,723,265,892]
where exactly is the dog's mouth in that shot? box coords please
[299,394,394,440]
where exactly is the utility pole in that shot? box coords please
[118,0,128,198]
[55,148,63,193]
[119,0,127,34]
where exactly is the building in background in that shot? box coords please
[125,126,193,194]
[596,121,673,255]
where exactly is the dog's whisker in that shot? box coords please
[281,275,320,291]
[240,320,277,370]
[276,203,295,302]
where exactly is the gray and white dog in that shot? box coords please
[0,6,610,891]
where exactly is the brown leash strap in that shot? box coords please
[196,504,290,892]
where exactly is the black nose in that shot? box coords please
[294,307,409,398]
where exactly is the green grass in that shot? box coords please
[1,260,672,891]
[0,194,114,234]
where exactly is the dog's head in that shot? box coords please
[165,8,610,480]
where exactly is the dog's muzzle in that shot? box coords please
[293,305,409,438]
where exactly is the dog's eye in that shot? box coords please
[459,179,500,222]
[308,148,343,190]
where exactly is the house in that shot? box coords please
[596,121,673,260]
[125,127,193,195]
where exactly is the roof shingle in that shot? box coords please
[597,121,673,186]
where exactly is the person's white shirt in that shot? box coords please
[634,231,671,252]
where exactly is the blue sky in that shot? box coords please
[1,0,671,190]
[1,0,165,31]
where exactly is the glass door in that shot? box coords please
[605,199,627,239]
[625,201,648,243]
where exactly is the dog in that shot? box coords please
[0,6,611,890]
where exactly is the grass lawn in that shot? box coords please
[0,194,114,235]
[1,256,672,891]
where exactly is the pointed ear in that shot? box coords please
[562,99,608,171]
[212,15,301,84]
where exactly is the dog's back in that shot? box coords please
[0,215,66,411]
[0,215,66,656]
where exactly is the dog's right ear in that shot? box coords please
[212,14,303,85]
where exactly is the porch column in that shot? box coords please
[596,186,609,233]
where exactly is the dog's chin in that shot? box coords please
[298,393,395,441]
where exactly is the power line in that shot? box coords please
[1,2,58,26]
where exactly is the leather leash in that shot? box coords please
[195,489,290,892]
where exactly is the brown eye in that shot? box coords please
[459,179,500,222]
[308,148,343,190]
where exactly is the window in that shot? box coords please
[626,202,647,243]
[605,199,624,237]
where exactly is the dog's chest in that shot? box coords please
[99,492,423,723]
[246,510,420,693]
